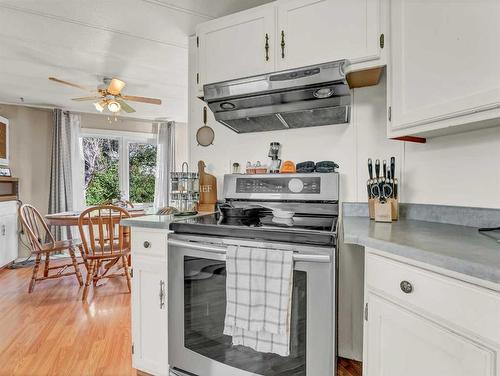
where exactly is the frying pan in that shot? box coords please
[218,204,264,218]
[196,106,215,146]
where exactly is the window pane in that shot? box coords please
[83,137,120,206]
[129,143,157,203]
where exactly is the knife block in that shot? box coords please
[390,198,399,221]
[374,199,392,223]
[368,198,375,219]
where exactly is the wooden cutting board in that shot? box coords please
[198,160,217,211]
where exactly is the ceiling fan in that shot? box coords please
[48,77,162,114]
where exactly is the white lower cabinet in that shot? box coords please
[0,201,18,268]
[364,249,500,376]
[131,228,169,376]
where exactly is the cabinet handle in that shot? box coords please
[143,241,151,249]
[400,280,413,294]
[280,30,286,59]
[159,280,166,309]
[265,33,270,61]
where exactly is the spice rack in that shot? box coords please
[170,162,199,215]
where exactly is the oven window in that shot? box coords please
[184,256,307,376]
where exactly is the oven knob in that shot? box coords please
[288,178,304,193]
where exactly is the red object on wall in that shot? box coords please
[391,136,427,144]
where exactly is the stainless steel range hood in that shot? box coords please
[203,60,351,134]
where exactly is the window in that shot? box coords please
[79,130,157,207]
[128,142,157,203]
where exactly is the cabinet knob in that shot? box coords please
[143,241,151,249]
[400,280,413,294]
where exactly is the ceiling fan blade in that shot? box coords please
[107,78,126,95]
[72,96,101,101]
[121,95,162,105]
[48,77,91,91]
[117,100,136,113]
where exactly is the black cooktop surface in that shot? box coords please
[170,212,337,246]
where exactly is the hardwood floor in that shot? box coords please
[0,259,361,376]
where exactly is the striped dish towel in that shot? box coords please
[223,245,294,356]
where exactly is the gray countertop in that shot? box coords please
[121,212,214,229]
[343,215,500,286]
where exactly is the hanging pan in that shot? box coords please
[196,106,215,146]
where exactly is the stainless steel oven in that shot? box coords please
[168,234,335,376]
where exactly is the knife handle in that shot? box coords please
[375,159,380,178]
[383,160,387,179]
[368,158,373,180]
[390,157,396,180]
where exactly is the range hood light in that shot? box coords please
[220,102,236,110]
[313,87,335,99]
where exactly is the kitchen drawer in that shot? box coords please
[0,201,17,216]
[131,228,168,259]
[366,250,500,343]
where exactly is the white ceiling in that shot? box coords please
[0,0,272,122]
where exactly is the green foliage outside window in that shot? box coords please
[129,143,157,204]
[83,137,157,206]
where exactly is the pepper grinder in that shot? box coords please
[268,142,281,174]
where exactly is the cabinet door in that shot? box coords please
[131,255,168,376]
[3,214,17,266]
[196,3,276,88]
[276,0,383,71]
[388,0,500,136]
[364,293,498,376]
[0,213,17,268]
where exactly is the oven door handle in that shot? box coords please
[168,238,331,263]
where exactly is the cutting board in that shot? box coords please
[198,160,217,211]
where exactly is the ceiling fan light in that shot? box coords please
[94,102,104,112]
[108,100,121,113]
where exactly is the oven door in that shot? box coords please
[168,235,334,376]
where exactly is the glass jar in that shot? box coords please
[170,172,179,192]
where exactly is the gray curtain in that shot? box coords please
[154,121,176,211]
[48,109,79,240]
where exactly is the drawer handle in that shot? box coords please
[143,241,151,249]
[400,280,413,294]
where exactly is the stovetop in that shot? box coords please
[170,212,338,246]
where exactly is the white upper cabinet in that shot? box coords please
[276,0,385,71]
[388,0,500,138]
[196,4,276,90]
[195,0,386,90]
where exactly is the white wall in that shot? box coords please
[188,67,500,209]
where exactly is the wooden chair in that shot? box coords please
[19,204,83,293]
[78,205,132,301]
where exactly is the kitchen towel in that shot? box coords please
[223,245,294,356]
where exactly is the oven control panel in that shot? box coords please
[236,176,320,194]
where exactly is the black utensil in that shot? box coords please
[393,178,398,199]
[390,157,395,180]
[367,179,372,198]
[368,158,373,180]
[383,160,387,179]
[375,159,380,179]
